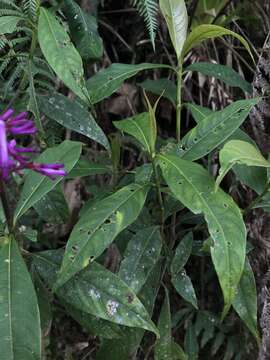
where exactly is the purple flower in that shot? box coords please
[0,108,66,181]
[0,120,9,180]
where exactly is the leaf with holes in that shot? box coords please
[160,0,188,59]
[96,261,162,359]
[38,8,89,103]
[64,0,103,60]
[34,186,69,224]
[32,250,158,336]
[114,113,156,156]
[38,93,109,150]
[33,249,126,339]
[186,62,252,93]
[14,140,82,224]
[184,102,267,191]
[86,63,171,104]
[216,140,270,190]
[168,98,259,161]
[183,24,254,62]
[0,236,41,360]
[158,154,246,318]
[118,226,162,293]
[232,259,259,342]
[54,183,149,289]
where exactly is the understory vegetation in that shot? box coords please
[0,0,270,359]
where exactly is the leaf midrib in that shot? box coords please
[7,241,14,360]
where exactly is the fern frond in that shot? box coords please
[10,37,30,46]
[34,79,55,91]
[132,0,158,50]
[0,56,11,78]
[22,0,40,22]
[0,36,7,50]
[4,63,23,98]
[0,0,21,11]
[35,67,55,82]
[0,8,25,17]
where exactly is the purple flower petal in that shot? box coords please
[0,120,9,179]
[0,108,14,121]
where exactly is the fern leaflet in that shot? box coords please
[132,0,158,50]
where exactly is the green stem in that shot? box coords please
[243,181,270,215]
[0,179,13,234]
[176,63,183,142]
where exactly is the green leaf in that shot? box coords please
[155,289,172,359]
[186,62,252,93]
[185,103,257,146]
[114,112,156,155]
[133,0,158,51]
[32,249,126,339]
[28,60,43,132]
[216,140,270,190]
[0,237,41,360]
[118,226,162,293]
[55,183,149,289]
[34,186,69,224]
[64,0,103,60]
[86,63,170,104]
[183,24,254,62]
[172,270,198,309]
[159,0,188,59]
[168,98,259,161]
[184,102,267,191]
[135,163,153,184]
[184,322,198,360]
[172,342,188,360]
[33,250,158,336]
[14,140,82,224]
[32,271,52,335]
[158,154,246,317]
[0,16,20,34]
[139,78,177,104]
[171,232,193,275]
[234,166,267,195]
[184,103,213,123]
[232,259,259,343]
[96,261,162,359]
[67,159,111,178]
[38,93,109,150]
[38,8,89,103]
[65,304,127,339]
[185,102,256,147]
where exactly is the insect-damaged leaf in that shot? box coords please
[55,183,149,289]
[158,154,246,318]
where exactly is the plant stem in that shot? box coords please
[151,157,165,237]
[176,64,183,142]
[243,181,270,215]
[0,179,13,233]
